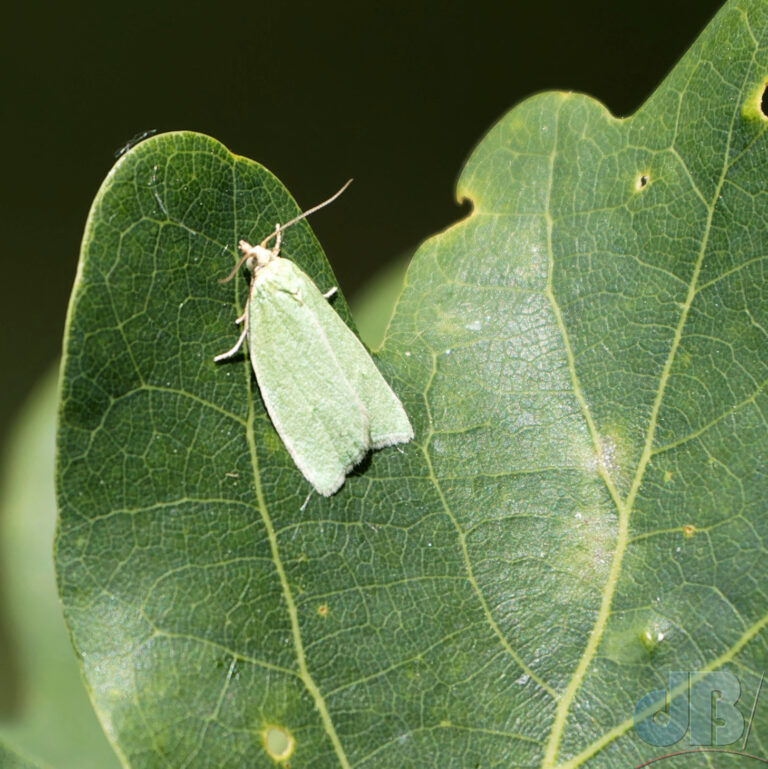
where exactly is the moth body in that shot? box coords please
[215,206,412,496]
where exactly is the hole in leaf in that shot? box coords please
[636,173,650,191]
[741,78,768,122]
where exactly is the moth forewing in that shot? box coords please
[292,268,414,448]
[247,257,372,496]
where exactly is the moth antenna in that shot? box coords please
[259,179,353,247]
[219,179,352,281]
[218,250,252,284]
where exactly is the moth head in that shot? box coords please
[237,239,274,270]
[249,243,274,269]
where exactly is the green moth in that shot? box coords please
[214,182,413,496]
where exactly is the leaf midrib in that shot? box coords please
[244,398,352,769]
[543,47,757,768]
[227,157,352,769]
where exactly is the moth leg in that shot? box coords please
[213,328,247,362]
[323,287,338,300]
[214,297,250,362]
[273,223,282,255]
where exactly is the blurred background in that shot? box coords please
[0,0,726,764]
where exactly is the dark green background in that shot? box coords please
[2,0,721,450]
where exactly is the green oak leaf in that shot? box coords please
[350,257,410,350]
[56,1,768,766]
